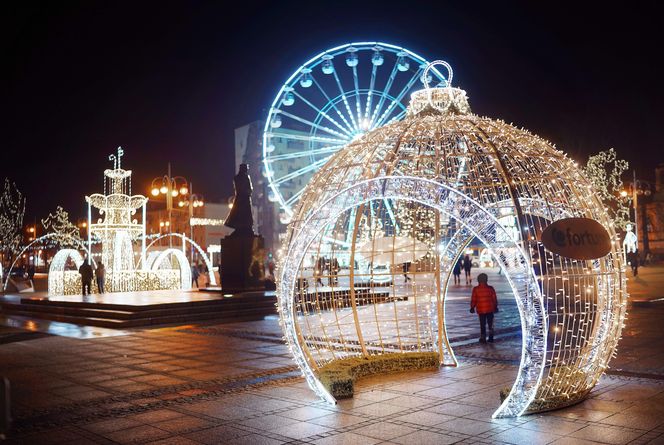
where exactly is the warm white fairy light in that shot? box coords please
[277,62,627,418]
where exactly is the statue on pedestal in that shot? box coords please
[220,164,265,292]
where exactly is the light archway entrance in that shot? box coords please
[280,176,544,418]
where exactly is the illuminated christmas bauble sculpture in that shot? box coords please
[277,61,627,417]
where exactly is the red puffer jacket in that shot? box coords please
[471,283,498,315]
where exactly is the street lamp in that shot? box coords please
[149,163,189,246]
[178,187,204,261]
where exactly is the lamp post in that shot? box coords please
[149,163,189,247]
[177,183,204,262]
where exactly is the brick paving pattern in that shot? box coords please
[1,267,663,444]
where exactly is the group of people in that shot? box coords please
[452,254,474,285]
[314,256,340,286]
[77,260,105,296]
[191,263,210,288]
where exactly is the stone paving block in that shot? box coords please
[238,413,301,430]
[520,416,585,435]
[439,416,497,435]
[104,424,172,444]
[351,422,418,440]
[279,405,334,421]
[269,420,332,440]
[152,415,216,433]
[393,410,455,426]
[491,426,562,444]
[569,425,647,445]
[308,412,368,428]
[313,431,382,445]
[184,425,252,444]
[390,429,461,445]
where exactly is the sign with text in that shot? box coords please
[541,218,611,260]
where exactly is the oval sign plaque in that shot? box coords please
[541,217,611,260]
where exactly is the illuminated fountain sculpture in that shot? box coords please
[48,148,195,295]
[278,61,627,417]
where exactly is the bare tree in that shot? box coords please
[0,179,26,261]
[583,148,631,230]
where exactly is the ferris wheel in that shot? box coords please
[262,42,448,223]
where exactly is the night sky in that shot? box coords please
[3,1,663,222]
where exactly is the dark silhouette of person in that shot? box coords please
[329,258,340,285]
[224,164,254,236]
[403,262,412,282]
[315,257,325,286]
[78,260,94,296]
[452,258,462,285]
[95,262,106,293]
[462,254,473,285]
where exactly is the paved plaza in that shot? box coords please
[1,268,663,444]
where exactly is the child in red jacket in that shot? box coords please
[470,273,498,343]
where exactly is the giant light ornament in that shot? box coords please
[278,61,628,417]
[263,42,447,224]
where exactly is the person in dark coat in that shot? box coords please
[462,254,473,285]
[95,263,106,293]
[402,262,412,283]
[315,257,325,286]
[470,273,499,343]
[191,264,201,288]
[452,258,462,285]
[79,260,94,296]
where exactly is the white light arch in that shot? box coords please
[2,233,89,291]
[151,248,192,291]
[142,233,216,286]
[48,249,86,296]
[279,176,544,417]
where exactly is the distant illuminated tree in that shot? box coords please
[583,148,631,230]
[0,179,26,260]
[41,206,82,247]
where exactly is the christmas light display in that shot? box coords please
[190,217,225,226]
[277,61,627,417]
[47,148,195,295]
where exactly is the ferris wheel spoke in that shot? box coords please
[364,64,378,122]
[374,67,424,128]
[311,76,356,134]
[277,110,348,139]
[272,157,330,186]
[331,69,359,131]
[369,60,400,127]
[291,91,355,138]
[351,66,363,126]
[267,144,346,161]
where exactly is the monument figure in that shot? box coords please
[220,164,265,292]
[224,164,254,236]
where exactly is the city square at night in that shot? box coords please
[1,2,664,444]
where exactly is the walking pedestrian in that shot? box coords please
[470,273,499,343]
[462,254,473,285]
[452,258,462,285]
[78,259,93,296]
[402,261,412,283]
[191,264,200,288]
[95,262,106,293]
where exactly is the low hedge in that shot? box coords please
[318,352,440,399]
